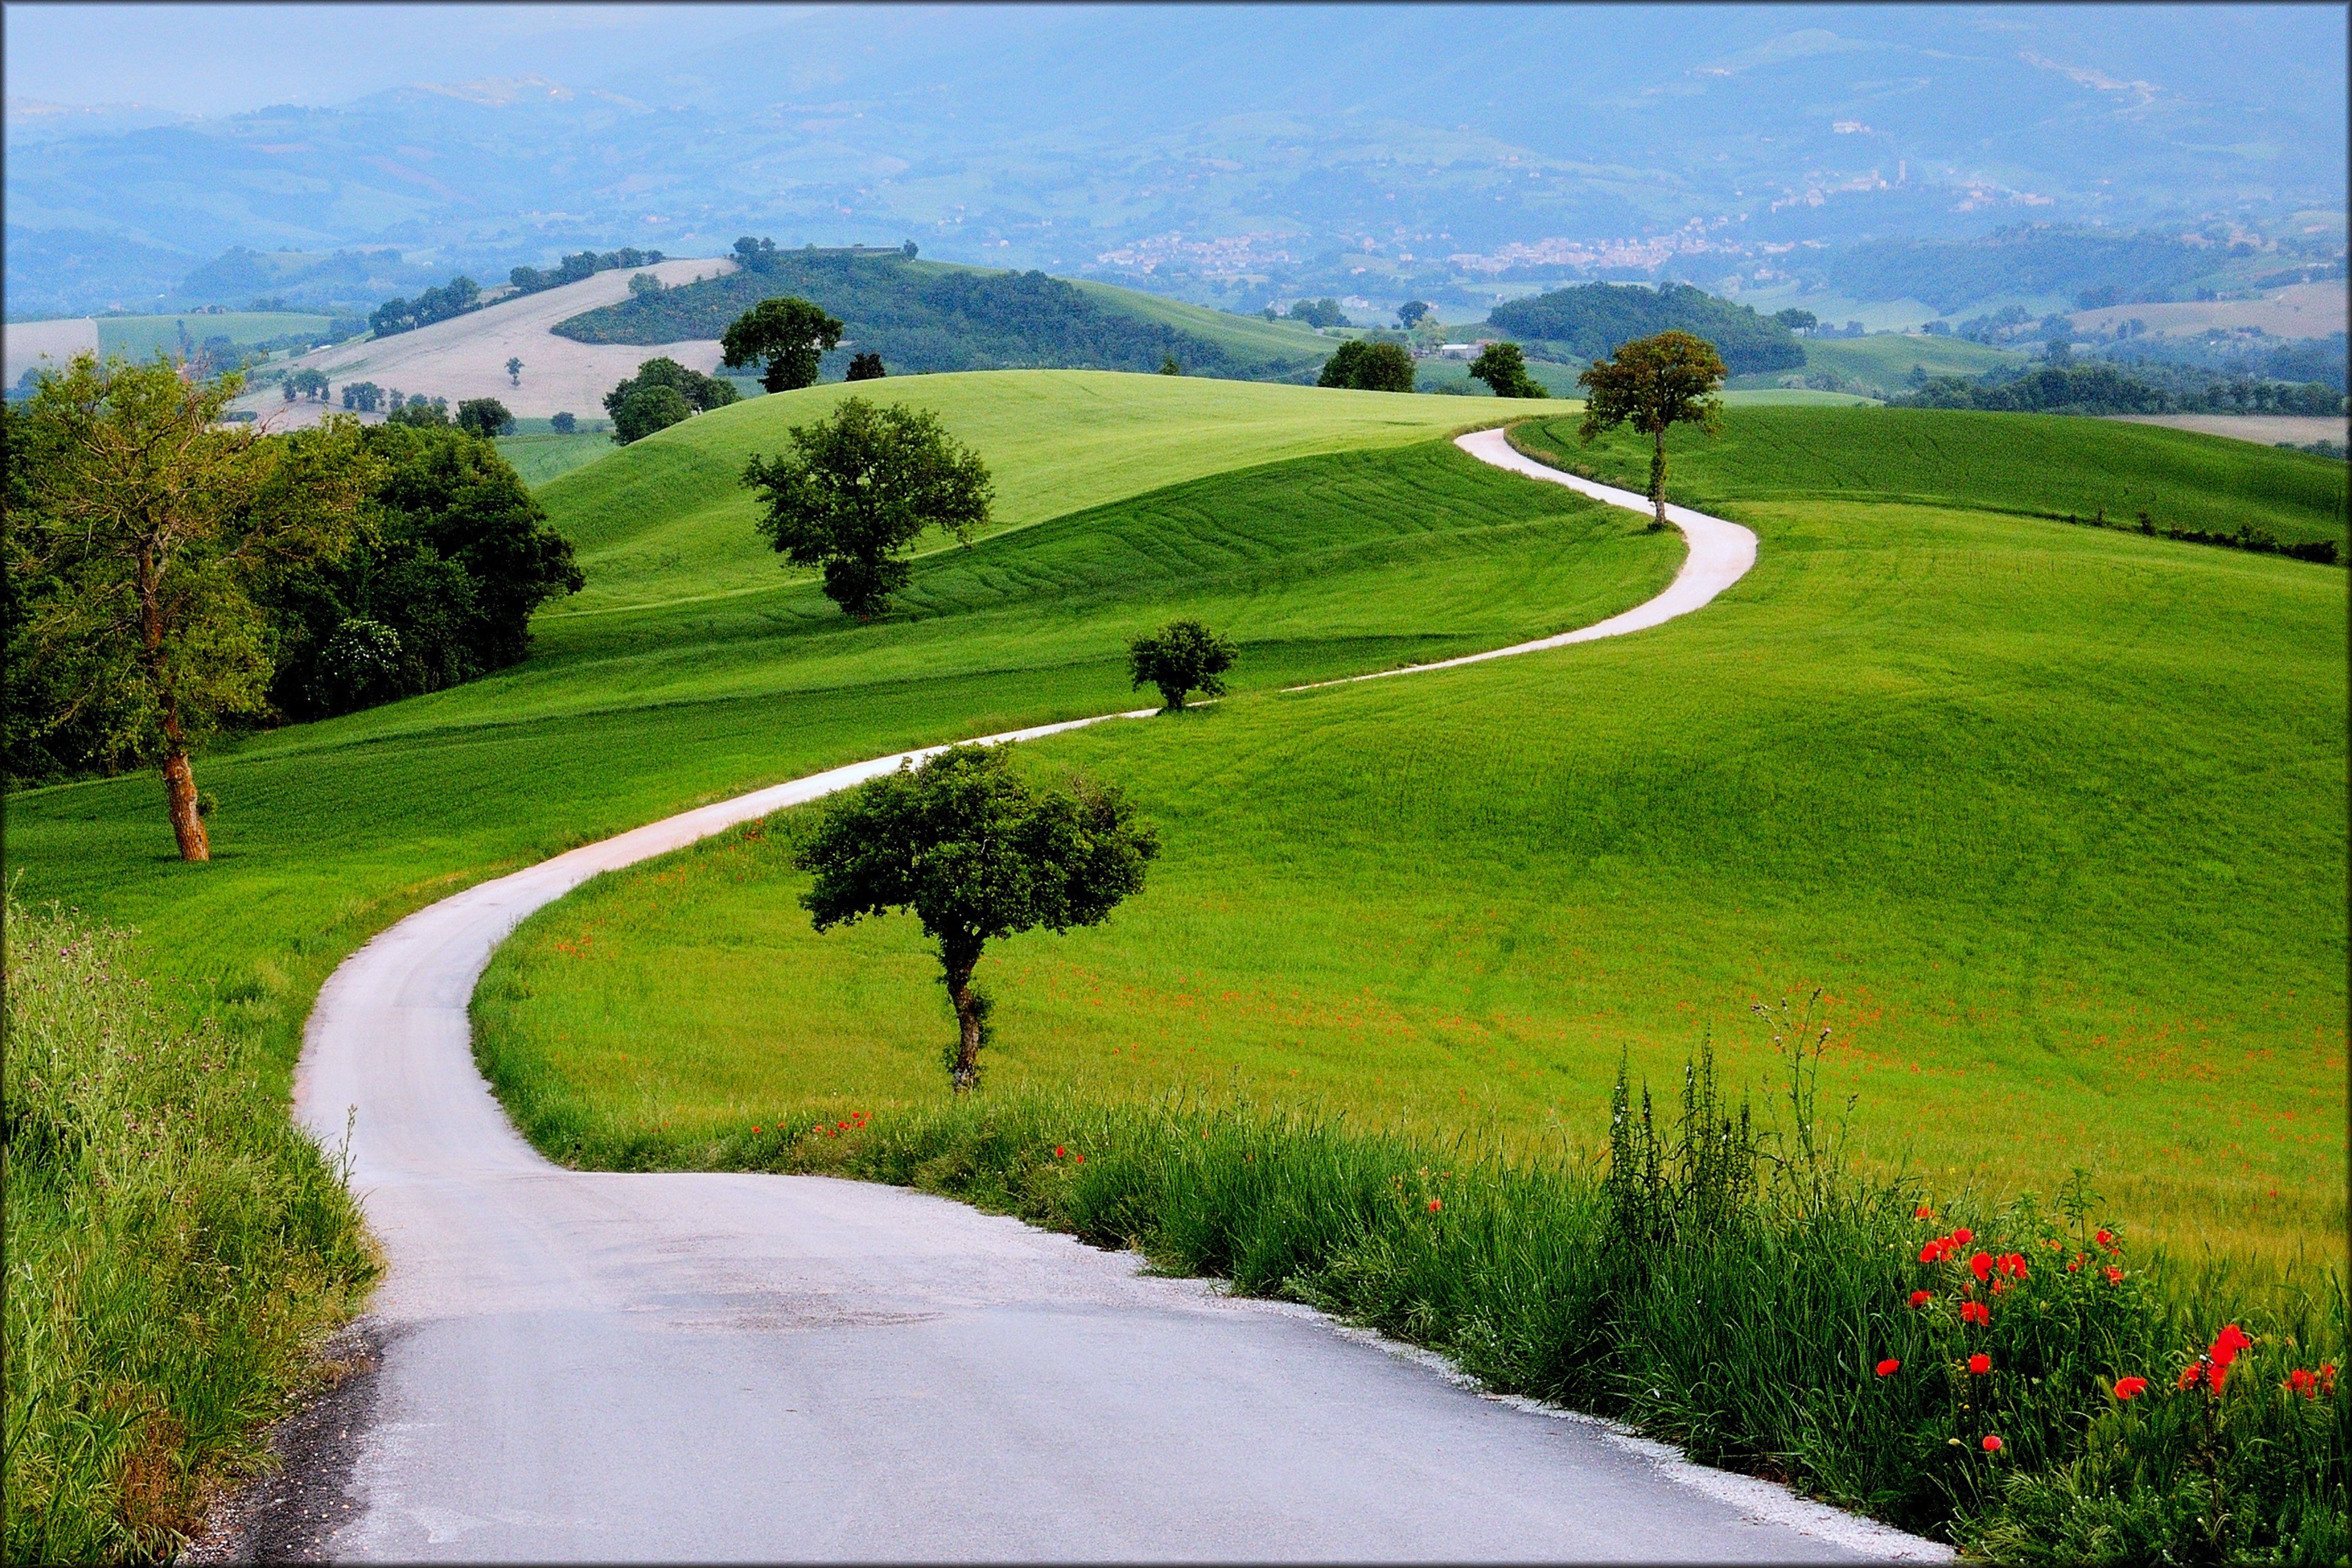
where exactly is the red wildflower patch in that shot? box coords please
[1998,1253,2028,1279]
[1914,1205,1934,1219]
[1982,1434,2003,1453]
[2179,1362,2207,1392]
[1054,1146,1066,1159]
[1961,1300,1991,1325]
[1969,1251,1994,1284]
[2114,1376,2148,1401]
[1909,1291,1932,1309]
[2207,1324,2251,1389]
[1074,1153,1085,1164]
[1427,1197,1442,1213]
[1876,1358,1900,1377]
[2095,1228,2114,1248]
[2288,1369,2317,1398]
[1951,1227,1973,1245]
[1968,1353,1992,1375]
[2105,1266,2124,1285]
[752,1126,763,1134]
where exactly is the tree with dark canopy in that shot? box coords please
[722,296,845,393]
[846,350,887,381]
[1578,330,1727,529]
[1396,300,1431,329]
[605,356,737,445]
[456,397,514,439]
[798,744,1159,1090]
[1128,619,1235,710]
[741,397,992,619]
[1468,341,1548,399]
[1317,339,1417,393]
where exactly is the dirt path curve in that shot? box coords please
[279,431,1934,1562]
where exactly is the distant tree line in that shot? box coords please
[508,247,666,296]
[1826,225,2229,316]
[1893,361,2345,418]
[554,238,1297,380]
[1487,282,1803,377]
[369,275,481,338]
[4,357,581,794]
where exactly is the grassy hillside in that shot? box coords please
[535,371,1567,614]
[495,429,617,486]
[94,311,338,358]
[555,250,1329,381]
[1515,405,2349,549]
[469,405,2344,1267]
[1728,333,2026,396]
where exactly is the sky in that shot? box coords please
[2,2,783,115]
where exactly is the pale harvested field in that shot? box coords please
[3,317,99,386]
[2106,412,2348,447]
[2071,279,2347,340]
[232,258,736,429]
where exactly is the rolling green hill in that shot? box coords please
[93,311,339,358]
[1488,281,1805,376]
[554,249,1332,381]
[1728,333,2027,396]
[8,380,2343,1273]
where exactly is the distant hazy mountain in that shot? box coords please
[7,4,2343,318]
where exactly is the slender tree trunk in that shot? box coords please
[1649,426,1669,530]
[137,545,210,862]
[944,949,983,1092]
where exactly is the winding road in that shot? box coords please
[276,430,1936,1561]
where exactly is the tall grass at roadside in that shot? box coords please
[677,1014,2346,1562]
[2,898,375,1563]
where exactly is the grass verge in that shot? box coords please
[2,897,375,1562]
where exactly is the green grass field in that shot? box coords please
[467,404,2345,1268]
[92,311,337,358]
[1067,283,1335,372]
[495,429,618,486]
[1728,333,2027,396]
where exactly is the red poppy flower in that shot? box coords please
[1968,1353,1992,1375]
[2113,1376,2147,1401]
[1999,1253,2028,1279]
[1919,1240,1945,1264]
[1914,1205,1933,1219]
[1427,1197,1442,1213]
[1969,1252,1994,1284]
[2288,1369,2316,1397]
[1991,1280,2008,1296]
[2067,1256,2082,1272]
[2207,1324,2250,1389]
[2177,1362,2206,1392]
[1875,1358,1900,1377]
[1981,1434,2003,1453]
[2104,1266,2123,1285]
[2321,1365,2338,1395]
[1909,1290,1932,1309]
[2095,1228,2114,1248]
[1054,1146,1066,1158]
[752,1125,763,1134]
[1961,1300,1990,1325]
[1951,1227,1973,1245]
[1074,1153,1085,1164]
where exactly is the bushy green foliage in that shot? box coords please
[722,296,845,393]
[1490,282,1803,377]
[741,396,992,618]
[1287,298,1351,329]
[507,247,663,296]
[2,899,374,1562]
[368,273,480,338]
[1466,341,1548,399]
[1894,361,2344,417]
[1317,339,1416,392]
[1128,617,1235,710]
[556,246,1291,379]
[261,421,584,721]
[800,744,1159,1088]
[604,356,738,445]
[454,397,513,439]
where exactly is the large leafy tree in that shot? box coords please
[741,398,992,619]
[1128,619,1235,710]
[1468,341,1549,399]
[799,744,1160,1090]
[1577,330,1727,529]
[721,296,845,393]
[603,356,737,445]
[7,355,379,858]
[1317,339,1417,393]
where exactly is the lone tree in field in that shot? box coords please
[1577,330,1727,529]
[456,397,513,439]
[846,351,886,381]
[722,296,845,393]
[1317,339,1417,393]
[1129,619,1235,710]
[505,355,523,386]
[1468,341,1548,399]
[1396,300,1431,330]
[799,744,1160,1090]
[742,397,992,619]
[8,356,377,859]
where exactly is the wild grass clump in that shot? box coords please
[2,897,375,1563]
[747,1003,2344,1562]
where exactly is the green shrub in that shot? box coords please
[2,899,374,1562]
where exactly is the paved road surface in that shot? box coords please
[280,432,1942,1561]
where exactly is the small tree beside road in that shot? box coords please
[1128,619,1235,710]
[1468,341,1548,399]
[1578,330,1727,529]
[798,744,1160,1090]
[742,398,992,619]
[722,296,845,393]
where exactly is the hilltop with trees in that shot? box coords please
[1488,282,1803,376]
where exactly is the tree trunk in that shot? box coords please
[161,745,209,862]
[1649,427,1670,530]
[944,951,982,1092]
